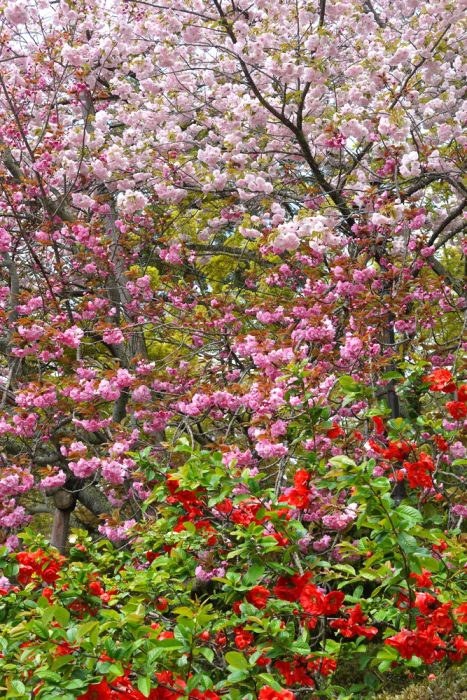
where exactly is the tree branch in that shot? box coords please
[319,0,326,27]
[427,198,466,247]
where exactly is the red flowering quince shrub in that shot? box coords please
[0,398,466,700]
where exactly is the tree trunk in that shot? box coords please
[50,489,76,554]
[385,321,406,503]
[50,508,73,555]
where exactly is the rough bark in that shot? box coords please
[50,489,76,554]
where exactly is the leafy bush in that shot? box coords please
[0,432,465,699]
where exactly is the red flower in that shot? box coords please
[78,679,112,700]
[383,440,413,461]
[246,585,270,609]
[422,369,456,393]
[16,551,41,567]
[269,531,289,546]
[273,572,312,602]
[215,498,233,514]
[279,488,310,509]
[278,470,313,510]
[275,657,315,687]
[17,565,35,586]
[307,656,337,676]
[234,627,254,649]
[293,470,311,488]
[409,569,433,588]
[16,550,63,586]
[257,654,272,666]
[158,631,174,640]
[53,642,76,657]
[41,561,62,584]
[323,590,346,614]
[385,629,413,660]
[385,626,446,664]
[370,440,414,461]
[433,435,448,452]
[214,632,227,646]
[78,673,148,700]
[300,584,344,616]
[258,686,295,700]
[446,401,467,420]
[454,603,467,624]
[232,600,242,614]
[327,422,344,439]
[231,501,263,526]
[458,384,467,402]
[433,539,449,554]
[146,551,160,563]
[300,584,324,615]
[372,416,385,435]
[413,592,438,615]
[89,581,105,597]
[166,478,203,510]
[330,604,378,639]
[150,672,186,700]
[69,599,97,618]
[449,635,467,663]
[403,452,434,488]
[429,603,454,634]
[40,586,54,602]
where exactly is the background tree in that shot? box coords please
[0,1,465,697]
[1,0,464,549]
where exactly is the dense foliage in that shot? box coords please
[0,0,465,697]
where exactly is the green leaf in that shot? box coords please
[397,532,419,553]
[9,680,26,696]
[333,564,356,576]
[412,555,440,572]
[244,563,265,585]
[226,670,250,683]
[51,654,73,671]
[371,477,390,490]
[137,677,152,698]
[52,605,70,627]
[290,640,311,655]
[174,621,194,644]
[200,647,214,663]
[63,680,88,690]
[77,621,99,642]
[378,659,394,672]
[257,674,283,691]
[388,417,406,430]
[338,376,361,393]
[107,663,125,681]
[225,651,249,669]
[35,670,61,682]
[29,621,50,640]
[329,455,356,468]
[172,607,194,618]
[395,504,423,523]
[381,371,404,380]
[154,638,184,650]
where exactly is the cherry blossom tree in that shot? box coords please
[0,0,465,695]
